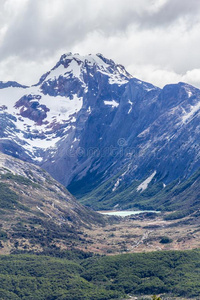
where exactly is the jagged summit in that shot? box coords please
[57,52,129,73]
[37,52,133,88]
[59,52,112,65]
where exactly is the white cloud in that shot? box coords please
[182,69,200,87]
[127,64,182,88]
[0,0,200,88]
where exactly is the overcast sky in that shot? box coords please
[1,0,200,88]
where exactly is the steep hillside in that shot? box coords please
[79,166,200,213]
[0,152,104,254]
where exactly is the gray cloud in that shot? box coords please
[2,0,200,59]
[140,0,200,28]
[1,0,200,88]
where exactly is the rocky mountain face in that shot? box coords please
[0,53,199,210]
[0,152,104,253]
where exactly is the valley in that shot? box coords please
[79,211,200,255]
[1,203,200,256]
[0,152,200,299]
[0,52,199,299]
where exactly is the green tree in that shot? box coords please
[152,295,162,300]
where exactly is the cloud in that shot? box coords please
[140,0,200,28]
[2,0,200,59]
[71,18,200,87]
[1,0,200,88]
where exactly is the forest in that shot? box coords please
[0,249,200,299]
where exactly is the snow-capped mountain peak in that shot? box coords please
[0,53,199,204]
[0,53,134,162]
[38,52,132,88]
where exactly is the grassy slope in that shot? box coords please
[0,155,106,254]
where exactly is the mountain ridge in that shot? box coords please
[0,53,199,210]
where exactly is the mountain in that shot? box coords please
[0,152,104,253]
[0,53,199,210]
[80,163,200,215]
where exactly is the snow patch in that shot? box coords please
[62,53,109,68]
[109,77,128,85]
[182,102,200,123]
[104,100,119,108]
[128,100,133,114]
[137,171,157,192]
[112,179,120,192]
[138,127,150,138]
[40,94,83,124]
[112,163,132,192]
[87,106,91,114]
[45,64,70,81]
[187,91,193,98]
[0,84,83,153]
